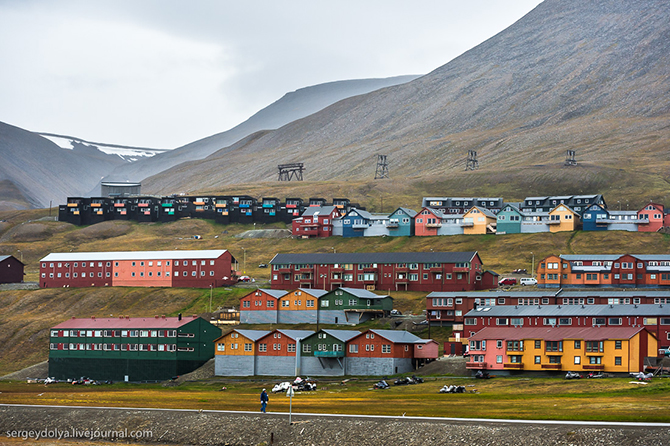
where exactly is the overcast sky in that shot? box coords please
[0,0,543,149]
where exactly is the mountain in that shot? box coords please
[0,122,127,209]
[102,75,419,184]
[142,0,670,195]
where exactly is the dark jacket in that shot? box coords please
[260,391,269,402]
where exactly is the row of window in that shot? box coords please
[541,272,670,281]
[470,339,622,353]
[43,260,216,269]
[273,263,465,271]
[472,355,623,366]
[49,343,188,352]
[465,317,665,326]
[43,270,217,279]
[543,261,668,270]
[51,329,179,338]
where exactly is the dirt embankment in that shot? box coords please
[1,406,668,446]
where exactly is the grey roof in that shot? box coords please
[559,255,622,261]
[392,207,418,218]
[233,329,271,341]
[298,288,328,298]
[259,289,289,299]
[320,329,361,342]
[370,329,425,344]
[0,255,13,262]
[301,206,337,217]
[271,251,478,265]
[338,287,391,299]
[571,265,611,272]
[427,291,561,298]
[276,329,315,340]
[346,208,373,220]
[465,304,670,318]
[427,290,670,298]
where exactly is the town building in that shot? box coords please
[254,329,315,376]
[460,304,670,349]
[421,197,503,214]
[462,206,497,235]
[300,329,361,376]
[536,254,670,288]
[466,326,657,375]
[39,249,237,288]
[386,207,417,237]
[49,315,221,381]
[318,287,393,324]
[213,329,269,376]
[520,195,606,216]
[0,255,24,284]
[291,206,340,238]
[345,329,438,375]
[269,251,495,292]
[341,208,390,237]
[239,289,288,324]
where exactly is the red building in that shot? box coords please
[254,329,314,376]
[0,255,24,284]
[291,206,340,238]
[39,250,237,288]
[269,251,496,292]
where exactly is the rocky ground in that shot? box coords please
[1,405,668,446]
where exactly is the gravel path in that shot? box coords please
[1,405,669,446]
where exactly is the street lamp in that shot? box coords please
[16,249,22,263]
[241,247,246,274]
[530,252,535,277]
[209,284,213,313]
[330,247,336,254]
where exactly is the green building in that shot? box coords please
[319,287,393,324]
[300,329,361,376]
[48,315,221,382]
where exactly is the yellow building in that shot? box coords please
[278,288,327,311]
[547,204,580,233]
[213,329,269,376]
[462,206,497,235]
[466,326,657,374]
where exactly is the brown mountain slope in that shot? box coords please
[143,0,670,195]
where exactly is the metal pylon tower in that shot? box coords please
[565,150,577,166]
[465,150,479,171]
[375,154,389,179]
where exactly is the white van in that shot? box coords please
[519,277,537,286]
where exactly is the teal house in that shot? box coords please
[299,329,360,376]
[387,207,417,237]
[496,204,523,235]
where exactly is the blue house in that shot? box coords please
[581,204,610,232]
[341,208,389,237]
[387,207,417,237]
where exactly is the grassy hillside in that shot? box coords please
[1,205,670,375]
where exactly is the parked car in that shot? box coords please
[565,371,583,379]
[258,263,268,268]
[512,268,527,274]
[499,277,517,286]
[238,275,251,282]
[519,277,538,286]
[390,309,402,316]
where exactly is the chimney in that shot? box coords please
[178,313,182,321]
[155,315,159,319]
[91,316,95,320]
[162,315,166,319]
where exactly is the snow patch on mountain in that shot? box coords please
[38,133,168,162]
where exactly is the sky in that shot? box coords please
[0,0,543,149]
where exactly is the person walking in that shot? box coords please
[260,388,269,413]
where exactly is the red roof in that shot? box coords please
[52,316,198,330]
[469,326,651,342]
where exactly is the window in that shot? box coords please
[589,356,602,365]
[615,357,622,366]
[548,356,561,364]
[496,340,503,349]
[574,340,581,349]
[586,341,603,353]
[349,344,358,353]
[574,356,581,365]
[382,345,391,353]
[545,341,562,352]
[496,355,503,364]
[535,340,541,349]
[609,318,622,325]
[534,356,541,364]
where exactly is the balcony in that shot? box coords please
[351,223,369,229]
[386,222,399,228]
[67,203,80,207]
[314,351,345,358]
[395,278,409,283]
[504,363,524,369]
[300,227,319,236]
[425,222,442,228]
[161,203,175,207]
[582,364,605,370]
[466,361,487,369]
[215,203,227,208]
[545,219,561,225]
[90,203,101,207]
[453,267,470,273]
[138,203,149,207]
[262,203,276,208]
[114,203,126,208]
[460,221,474,227]
[541,364,563,370]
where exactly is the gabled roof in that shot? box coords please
[52,316,198,330]
[41,250,230,262]
[337,287,390,299]
[317,329,361,342]
[420,207,446,218]
[244,289,288,299]
[469,326,648,342]
[276,329,315,340]
[465,206,497,218]
[559,255,622,261]
[390,207,418,218]
[549,204,578,215]
[369,329,425,344]
[344,208,373,220]
[295,288,328,298]
[301,206,337,217]
[0,255,22,264]
[214,329,270,343]
[270,251,479,265]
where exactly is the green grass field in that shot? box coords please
[2,377,670,422]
